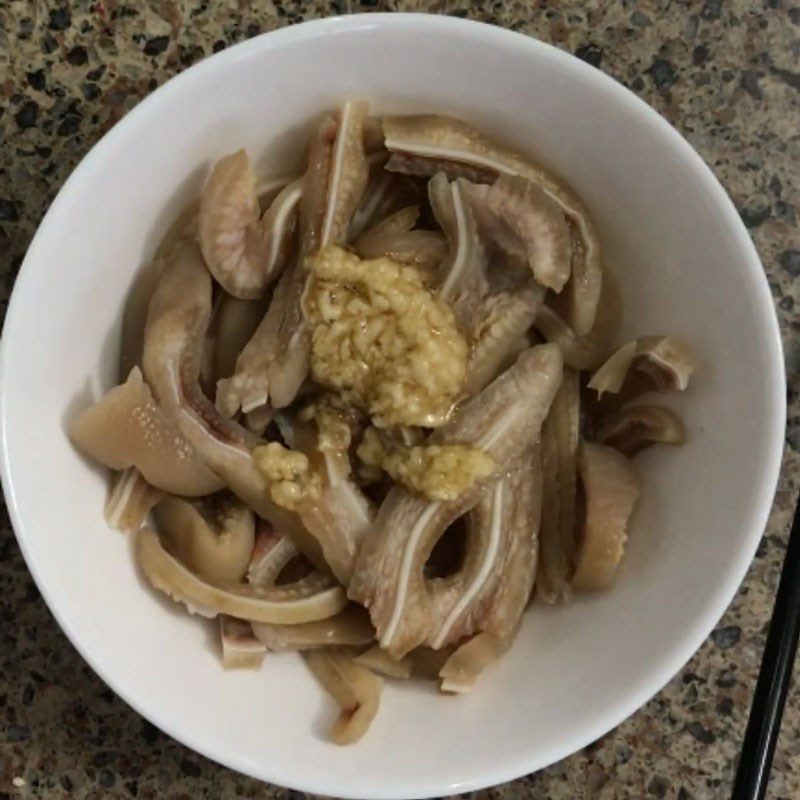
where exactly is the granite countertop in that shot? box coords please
[1,1,799,798]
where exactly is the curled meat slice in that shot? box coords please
[219,616,266,669]
[141,240,372,584]
[386,151,496,184]
[220,102,369,414]
[105,467,163,533]
[428,448,542,649]
[355,646,412,679]
[198,151,300,298]
[354,229,447,272]
[213,295,265,384]
[69,365,222,497]
[352,203,445,271]
[464,287,543,397]
[349,344,563,658]
[428,173,488,329]
[348,156,418,240]
[358,203,419,237]
[251,605,373,652]
[572,442,640,591]
[154,494,255,586]
[588,336,697,397]
[595,404,686,457]
[466,175,571,293]
[247,520,299,586]
[136,528,346,623]
[537,368,580,603]
[439,631,512,694]
[304,649,383,745]
[534,269,622,370]
[383,114,602,333]
[363,116,385,154]
[120,201,198,377]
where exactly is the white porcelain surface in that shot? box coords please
[0,14,785,800]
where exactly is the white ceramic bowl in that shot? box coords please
[0,14,785,799]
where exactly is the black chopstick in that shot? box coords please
[731,496,800,800]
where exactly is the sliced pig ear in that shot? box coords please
[136,527,347,624]
[383,113,604,333]
[303,649,383,745]
[439,631,512,694]
[153,495,255,586]
[428,447,543,650]
[219,616,266,670]
[468,174,572,293]
[68,365,222,497]
[464,287,543,398]
[251,605,374,652]
[534,267,622,371]
[349,344,563,659]
[427,175,489,330]
[353,229,447,273]
[105,468,163,533]
[198,150,264,298]
[595,404,686,458]
[572,442,640,592]
[536,367,581,604]
[588,336,697,397]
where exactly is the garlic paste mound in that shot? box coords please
[305,245,468,428]
[357,427,494,501]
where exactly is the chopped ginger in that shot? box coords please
[305,246,467,428]
[357,428,495,501]
[252,442,321,511]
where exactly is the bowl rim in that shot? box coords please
[0,12,787,799]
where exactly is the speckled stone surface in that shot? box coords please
[1,1,799,798]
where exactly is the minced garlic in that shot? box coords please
[356,428,495,501]
[252,442,320,511]
[305,245,467,428]
[298,394,361,454]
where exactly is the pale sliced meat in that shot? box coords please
[141,239,373,584]
[349,344,562,658]
[69,365,222,497]
[383,113,603,333]
[572,442,640,591]
[137,528,346,624]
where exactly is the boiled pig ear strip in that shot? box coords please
[428,173,489,331]
[219,616,267,670]
[595,404,686,458]
[141,238,373,585]
[304,649,383,745]
[533,267,622,371]
[69,365,223,498]
[572,442,640,592]
[383,113,603,333]
[536,367,581,603]
[251,605,374,652]
[198,151,300,299]
[349,344,563,659]
[426,446,543,650]
[153,494,255,586]
[588,336,696,397]
[136,528,346,624]
[104,467,163,533]
[218,101,370,416]
[464,174,572,293]
[439,630,512,694]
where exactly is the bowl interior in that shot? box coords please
[0,15,784,799]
